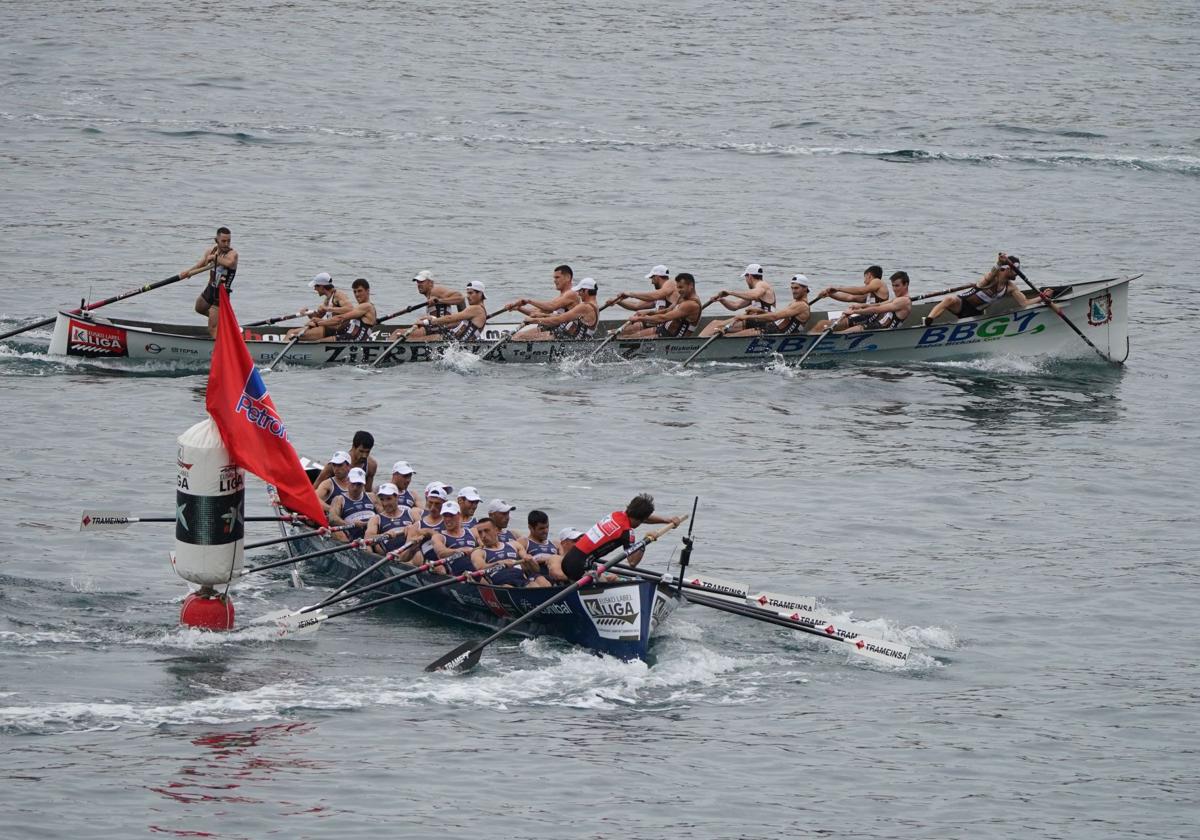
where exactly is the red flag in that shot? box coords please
[205,286,328,526]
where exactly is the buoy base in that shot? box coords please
[180,587,235,631]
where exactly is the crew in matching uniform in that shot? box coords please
[482,499,522,545]
[522,509,567,583]
[389,461,423,510]
[315,450,353,512]
[608,265,677,316]
[725,275,812,336]
[457,487,483,528]
[924,253,1043,325]
[699,264,777,336]
[328,468,377,541]
[364,483,416,555]
[809,265,890,332]
[519,278,600,340]
[287,273,355,341]
[389,270,464,340]
[508,265,580,336]
[413,482,449,561]
[840,271,913,332]
[409,281,488,342]
[560,493,684,581]
[312,432,378,493]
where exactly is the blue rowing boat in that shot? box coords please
[281,526,682,662]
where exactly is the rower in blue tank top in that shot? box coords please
[330,468,376,540]
[472,519,550,588]
[416,486,448,563]
[428,501,479,574]
[388,461,423,512]
[365,483,416,554]
[316,450,354,513]
[522,509,565,583]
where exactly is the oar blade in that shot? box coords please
[79,511,135,531]
[846,634,911,667]
[255,608,325,639]
[424,641,482,673]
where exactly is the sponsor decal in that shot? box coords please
[855,638,909,662]
[581,588,641,640]
[750,592,819,615]
[170,346,199,355]
[744,333,875,357]
[688,575,748,602]
[81,514,130,527]
[234,368,289,440]
[218,464,243,493]
[1088,292,1113,326]
[67,318,128,358]
[145,343,163,354]
[916,310,1042,349]
[650,591,673,632]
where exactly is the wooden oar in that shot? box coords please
[371,323,419,368]
[681,323,731,367]
[607,564,910,665]
[243,525,352,551]
[315,535,428,605]
[242,309,310,328]
[424,518,686,673]
[1013,266,1116,364]
[484,303,521,323]
[375,301,429,325]
[79,511,306,531]
[261,332,303,373]
[794,326,833,368]
[0,264,213,342]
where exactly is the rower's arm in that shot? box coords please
[428,306,478,327]
[313,465,333,488]
[635,302,685,324]
[524,293,575,314]
[469,547,488,570]
[529,302,586,327]
[364,516,382,541]
[182,246,217,278]
[625,285,675,303]
[431,532,463,559]
[1009,282,1037,308]
[614,297,654,311]
[327,497,347,527]
[216,248,238,271]
[713,294,747,311]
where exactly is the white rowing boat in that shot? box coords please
[46,275,1133,367]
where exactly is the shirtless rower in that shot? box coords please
[390,270,465,340]
[699,263,777,336]
[312,432,377,492]
[452,486,481,528]
[286,273,352,339]
[623,273,702,339]
[364,483,417,555]
[300,278,377,343]
[923,254,1042,325]
[474,519,551,589]
[724,274,813,337]
[523,509,568,583]
[508,265,580,324]
[182,226,238,338]
[519,277,601,340]
[428,500,480,575]
[560,493,685,582]
[314,450,352,512]
[809,265,890,332]
[608,265,677,317]
[407,280,487,342]
[328,468,377,542]
[387,461,422,510]
[839,271,913,332]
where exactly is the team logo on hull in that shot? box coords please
[1088,292,1113,326]
[66,319,128,358]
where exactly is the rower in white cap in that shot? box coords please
[607,264,677,321]
[287,273,354,340]
[392,270,464,340]
[328,467,377,541]
[427,499,480,574]
[518,277,601,340]
[724,274,813,337]
[364,483,417,555]
[389,460,422,510]
[699,263,778,336]
[407,280,488,342]
[456,486,483,528]
[481,498,522,545]
[315,450,353,512]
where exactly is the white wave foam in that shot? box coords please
[434,344,484,373]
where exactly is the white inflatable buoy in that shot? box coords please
[173,418,245,629]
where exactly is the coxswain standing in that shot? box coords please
[923,254,1043,325]
[560,493,684,582]
[328,468,377,541]
[312,432,378,492]
[724,274,813,337]
[183,226,238,338]
[473,519,551,589]
[408,281,487,342]
[519,278,601,340]
[624,273,702,338]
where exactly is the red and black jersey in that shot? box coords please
[560,510,636,581]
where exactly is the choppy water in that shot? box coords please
[2,2,1199,839]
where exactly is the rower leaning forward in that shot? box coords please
[560,493,685,582]
[182,226,238,337]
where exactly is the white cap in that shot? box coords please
[412,270,435,283]
[646,265,670,279]
[440,500,462,516]
[790,274,810,287]
[465,280,486,297]
[376,482,399,496]
[309,272,334,288]
[488,499,517,514]
[458,486,482,502]
[329,450,351,465]
[744,263,764,277]
[391,460,415,476]
[558,527,583,542]
[571,277,597,292]
[424,481,450,499]
[348,467,367,485]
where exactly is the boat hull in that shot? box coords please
[284,530,681,662]
[47,275,1132,367]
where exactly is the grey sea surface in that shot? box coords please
[2,2,1199,839]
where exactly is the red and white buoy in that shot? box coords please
[172,418,245,630]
